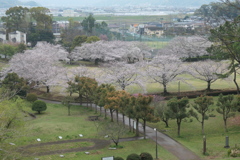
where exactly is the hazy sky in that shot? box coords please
[21,0,219,7]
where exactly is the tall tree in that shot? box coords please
[0,43,17,59]
[101,62,144,91]
[81,14,96,34]
[1,6,29,34]
[29,7,52,30]
[216,94,238,132]
[133,94,155,139]
[208,16,240,93]
[5,42,67,93]
[167,97,189,136]
[188,60,228,90]
[190,95,214,135]
[146,55,184,95]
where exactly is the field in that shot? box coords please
[5,102,177,160]
[53,14,185,26]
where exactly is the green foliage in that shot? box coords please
[216,94,238,132]
[81,14,96,33]
[140,152,153,160]
[32,100,47,114]
[114,157,124,160]
[1,72,27,97]
[0,43,17,59]
[61,96,75,116]
[1,6,29,32]
[127,153,141,160]
[86,36,100,43]
[26,93,37,102]
[190,95,214,134]
[167,97,189,136]
[17,43,27,53]
[194,2,240,20]
[71,35,87,50]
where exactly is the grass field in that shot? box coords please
[148,98,240,160]
[5,102,177,160]
[53,14,182,25]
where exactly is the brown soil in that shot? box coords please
[19,139,111,156]
[229,115,240,126]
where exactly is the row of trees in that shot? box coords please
[1,38,232,96]
[155,93,239,136]
[65,76,156,139]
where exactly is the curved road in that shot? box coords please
[39,98,201,160]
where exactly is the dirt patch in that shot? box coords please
[229,115,240,126]
[19,139,110,156]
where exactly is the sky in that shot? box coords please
[20,0,220,7]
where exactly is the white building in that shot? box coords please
[8,31,27,44]
[0,31,6,43]
[62,10,78,17]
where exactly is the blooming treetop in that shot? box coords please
[161,36,211,59]
[3,42,67,92]
[188,60,229,90]
[71,40,151,64]
[145,55,184,94]
[99,61,145,92]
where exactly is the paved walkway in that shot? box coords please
[39,98,201,160]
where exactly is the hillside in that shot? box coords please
[0,0,38,8]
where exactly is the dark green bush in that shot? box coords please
[114,157,124,160]
[140,152,153,160]
[26,93,38,102]
[17,90,27,97]
[127,153,141,160]
[32,100,47,114]
[209,113,216,117]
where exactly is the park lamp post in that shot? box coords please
[154,128,158,159]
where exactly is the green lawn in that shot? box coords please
[7,102,177,160]
[148,98,240,160]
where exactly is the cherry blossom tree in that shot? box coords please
[71,40,151,64]
[100,61,145,92]
[145,55,184,95]
[3,42,67,93]
[161,36,211,60]
[187,60,229,90]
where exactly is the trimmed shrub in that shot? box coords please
[140,152,153,160]
[114,157,124,160]
[17,90,27,97]
[127,153,141,160]
[32,100,47,114]
[26,93,37,102]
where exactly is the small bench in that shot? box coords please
[88,116,99,121]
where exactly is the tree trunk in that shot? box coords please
[143,119,146,139]
[95,104,98,114]
[116,110,119,123]
[129,117,131,132]
[224,118,228,132]
[110,109,113,122]
[233,66,240,94]
[122,114,125,126]
[104,109,107,119]
[201,113,205,135]
[207,81,211,91]
[163,119,169,128]
[163,84,167,95]
[177,119,181,137]
[135,118,139,137]
[46,86,50,93]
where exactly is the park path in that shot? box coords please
[39,98,201,160]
